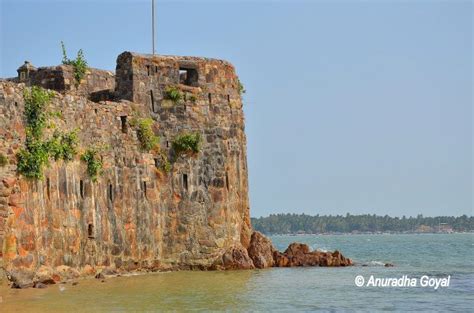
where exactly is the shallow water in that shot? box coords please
[0,233,472,312]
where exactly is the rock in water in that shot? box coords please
[273,243,352,267]
[247,231,275,269]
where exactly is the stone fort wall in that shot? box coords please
[0,52,251,283]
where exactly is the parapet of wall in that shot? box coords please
[30,65,115,96]
[0,51,251,281]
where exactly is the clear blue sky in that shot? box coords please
[1,0,472,217]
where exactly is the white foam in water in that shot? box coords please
[368,261,386,266]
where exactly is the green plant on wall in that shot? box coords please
[46,129,79,162]
[172,132,201,157]
[17,87,56,179]
[23,86,55,138]
[16,135,50,179]
[237,78,246,95]
[61,41,88,86]
[164,86,183,103]
[17,86,79,179]
[81,148,103,182]
[0,153,8,167]
[156,151,171,173]
[130,117,159,152]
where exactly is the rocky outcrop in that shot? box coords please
[273,243,352,267]
[246,232,353,269]
[247,231,275,269]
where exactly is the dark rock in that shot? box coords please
[247,231,275,269]
[8,270,34,289]
[214,246,255,270]
[34,282,47,289]
[273,242,352,267]
[95,272,105,280]
[384,263,394,267]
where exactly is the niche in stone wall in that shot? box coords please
[225,172,230,191]
[80,180,84,199]
[146,65,150,76]
[46,177,51,200]
[120,116,128,133]
[179,67,198,87]
[150,90,155,112]
[88,224,94,239]
[183,174,188,191]
[142,181,147,198]
[108,184,114,202]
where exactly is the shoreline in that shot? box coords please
[266,231,473,236]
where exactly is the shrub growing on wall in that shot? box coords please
[17,87,56,179]
[61,41,88,86]
[131,117,159,152]
[17,136,50,179]
[46,129,79,161]
[172,132,201,157]
[81,148,103,182]
[23,86,55,138]
[17,86,79,179]
[164,86,183,103]
[0,153,8,167]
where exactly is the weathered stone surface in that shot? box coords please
[0,52,251,285]
[7,270,34,289]
[247,231,275,269]
[213,246,255,270]
[34,266,56,285]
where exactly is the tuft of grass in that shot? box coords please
[164,86,182,103]
[172,132,201,157]
[0,153,8,167]
[130,117,159,152]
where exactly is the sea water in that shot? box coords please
[0,233,472,312]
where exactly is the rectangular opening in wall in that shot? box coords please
[146,65,150,76]
[88,224,94,239]
[142,181,147,198]
[183,174,188,191]
[150,90,155,112]
[225,172,229,191]
[155,66,158,74]
[108,184,114,202]
[120,116,127,133]
[227,95,230,104]
[46,177,51,200]
[179,67,198,86]
[208,93,212,104]
[80,180,84,199]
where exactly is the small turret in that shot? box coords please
[17,61,37,82]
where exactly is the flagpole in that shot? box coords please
[152,0,155,55]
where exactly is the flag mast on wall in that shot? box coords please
[152,0,156,55]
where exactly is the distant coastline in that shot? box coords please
[251,213,473,235]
